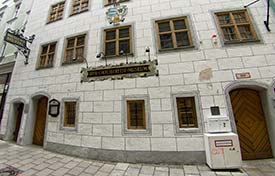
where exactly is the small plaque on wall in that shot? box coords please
[48,99,60,117]
[235,72,251,79]
[211,106,220,116]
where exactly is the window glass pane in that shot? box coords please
[173,20,187,30]
[67,38,75,48]
[106,30,116,40]
[177,97,197,128]
[66,49,74,61]
[238,25,253,40]
[77,36,85,46]
[49,44,56,53]
[119,28,129,38]
[233,12,247,23]
[158,22,171,32]
[218,14,232,25]
[128,100,145,129]
[105,42,116,56]
[41,46,48,54]
[76,47,84,59]
[64,102,76,127]
[176,32,190,47]
[160,34,173,49]
[40,56,46,66]
[119,40,130,54]
[222,27,237,41]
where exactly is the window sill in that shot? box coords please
[6,17,17,24]
[123,129,151,136]
[223,39,261,46]
[105,53,134,59]
[104,0,129,7]
[62,59,84,66]
[158,45,195,53]
[69,9,89,17]
[36,65,53,70]
[175,127,202,135]
[46,18,62,25]
[60,126,77,132]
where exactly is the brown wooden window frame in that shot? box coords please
[70,0,89,16]
[176,97,198,128]
[127,100,146,130]
[215,10,258,44]
[104,0,129,6]
[103,25,133,57]
[155,16,194,51]
[63,34,86,65]
[47,1,65,23]
[63,101,77,128]
[37,42,57,69]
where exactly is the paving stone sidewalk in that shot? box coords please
[0,140,274,176]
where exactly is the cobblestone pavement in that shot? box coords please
[0,140,275,176]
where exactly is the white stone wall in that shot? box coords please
[1,0,275,153]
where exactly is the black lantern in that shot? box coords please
[48,99,60,117]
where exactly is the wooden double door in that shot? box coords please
[230,88,273,160]
[33,97,48,146]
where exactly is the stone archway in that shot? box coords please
[225,81,275,160]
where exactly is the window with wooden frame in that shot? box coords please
[38,42,56,69]
[48,1,65,23]
[176,97,198,128]
[127,100,146,130]
[63,101,77,127]
[71,0,89,16]
[104,26,132,57]
[215,10,258,44]
[104,0,129,6]
[63,34,85,64]
[156,17,193,50]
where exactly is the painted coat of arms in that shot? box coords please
[106,1,128,25]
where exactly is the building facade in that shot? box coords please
[0,0,275,164]
[0,0,33,127]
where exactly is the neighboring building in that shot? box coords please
[0,0,275,164]
[0,0,33,128]
[272,0,275,13]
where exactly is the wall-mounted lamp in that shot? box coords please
[96,52,107,66]
[73,57,89,68]
[120,50,128,64]
[145,46,151,61]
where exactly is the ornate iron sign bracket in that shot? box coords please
[4,28,35,64]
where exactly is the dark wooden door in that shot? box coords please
[33,97,48,146]
[230,89,273,160]
[13,103,24,141]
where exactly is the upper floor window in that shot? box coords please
[104,0,129,6]
[215,10,258,44]
[127,100,146,130]
[48,1,65,23]
[38,42,56,69]
[155,17,193,51]
[71,0,89,15]
[104,26,132,57]
[176,97,198,128]
[63,34,85,64]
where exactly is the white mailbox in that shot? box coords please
[208,116,231,133]
[204,132,242,169]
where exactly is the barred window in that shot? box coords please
[104,0,129,6]
[215,10,258,43]
[127,100,146,129]
[156,17,193,50]
[71,0,89,15]
[63,34,85,64]
[176,97,198,128]
[48,1,65,23]
[38,42,56,69]
[64,102,76,127]
[104,26,132,57]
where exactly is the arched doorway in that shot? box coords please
[229,88,273,160]
[32,96,48,146]
[13,103,24,142]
